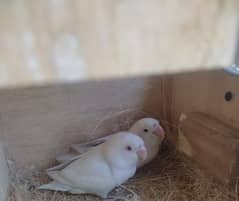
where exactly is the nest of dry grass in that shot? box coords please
[6,110,239,201]
[8,142,238,201]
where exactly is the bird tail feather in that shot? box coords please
[37,181,71,192]
[56,153,77,164]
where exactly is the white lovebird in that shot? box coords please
[39,132,147,198]
[56,118,165,168]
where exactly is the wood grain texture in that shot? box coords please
[178,112,239,184]
[0,0,238,87]
[171,69,239,132]
[169,68,239,183]
[0,66,238,185]
[0,76,168,169]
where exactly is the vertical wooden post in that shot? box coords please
[0,143,8,201]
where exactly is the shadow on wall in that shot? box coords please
[0,74,170,169]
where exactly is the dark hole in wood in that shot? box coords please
[224,91,233,102]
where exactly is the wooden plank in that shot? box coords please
[0,76,168,169]
[171,69,239,131]
[170,68,239,183]
[177,112,239,184]
[0,0,238,87]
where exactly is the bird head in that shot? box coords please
[103,132,147,168]
[129,118,165,145]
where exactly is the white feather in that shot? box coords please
[40,132,146,198]
[58,118,165,167]
[38,181,71,191]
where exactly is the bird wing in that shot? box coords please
[47,154,82,172]
[48,135,113,172]
[47,147,115,195]
[54,135,111,165]
[56,153,78,164]
[70,135,112,153]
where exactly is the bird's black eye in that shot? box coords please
[126,146,132,151]
[144,129,148,132]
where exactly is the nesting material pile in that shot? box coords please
[8,143,238,201]
[7,110,239,201]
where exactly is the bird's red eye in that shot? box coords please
[126,146,132,151]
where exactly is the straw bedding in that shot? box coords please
[8,142,238,201]
[7,110,239,201]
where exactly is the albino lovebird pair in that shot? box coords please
[39,118,165,199]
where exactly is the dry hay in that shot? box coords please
[6,110,239,201]
[8,142,238,201]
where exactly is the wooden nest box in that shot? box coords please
[0,67,238,185]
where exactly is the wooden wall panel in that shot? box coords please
[0,76,168,169]
[171,69,239,183]
[0,0,238,87]
[171,69,239,130]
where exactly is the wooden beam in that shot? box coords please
[0,143,8,201]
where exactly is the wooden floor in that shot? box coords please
[0,0,238,88]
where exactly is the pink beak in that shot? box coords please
[153,125,165,138]
[137,146,147,161]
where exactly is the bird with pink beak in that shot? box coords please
[39,132,147,199]
[55,118,165,169]
[136,145,147,161]
[129,118,165,167]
